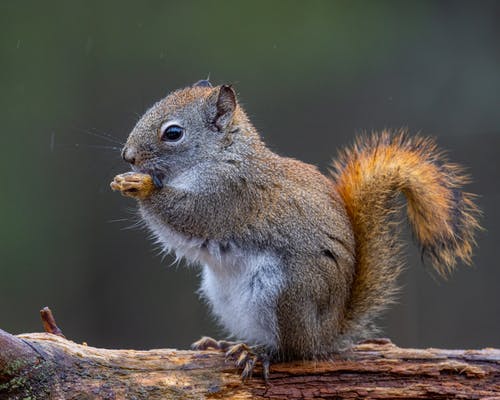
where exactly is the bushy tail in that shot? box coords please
[331,130,481,337]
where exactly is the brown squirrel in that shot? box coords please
[111,80,480,379]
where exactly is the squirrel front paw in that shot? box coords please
[110,172,156,200]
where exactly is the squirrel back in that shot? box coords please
[331,131,481,337]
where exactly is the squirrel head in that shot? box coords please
[122,80,245,183]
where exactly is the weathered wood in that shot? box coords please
[1,328,499,399]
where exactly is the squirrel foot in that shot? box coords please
[110,172,156,200]
[191,336,237,352]
[225,343,271,381]
[192,337,270,381]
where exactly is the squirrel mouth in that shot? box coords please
[151,172,164,189]
[131,164,165,189]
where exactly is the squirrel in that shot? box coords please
[110,80,480,379]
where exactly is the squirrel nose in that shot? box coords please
[121,147,136,165]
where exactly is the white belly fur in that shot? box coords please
[141,207,283,348]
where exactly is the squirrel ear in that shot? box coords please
[211,85,236,131]
[193,79,212,88]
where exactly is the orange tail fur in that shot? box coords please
[331,131,481,337]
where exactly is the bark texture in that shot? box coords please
[1,329,499,399]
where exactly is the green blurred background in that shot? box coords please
[1,1,499,350]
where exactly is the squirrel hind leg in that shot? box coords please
[225,343,272,382]
[191,337,272,380]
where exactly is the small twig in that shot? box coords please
[39,306,65,338]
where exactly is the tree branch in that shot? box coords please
[0,310,499,399]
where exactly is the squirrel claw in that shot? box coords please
[225,343,271,382]
[191,336,236,352]
[192,338,271,381]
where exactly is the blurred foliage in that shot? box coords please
[0,0,499,350]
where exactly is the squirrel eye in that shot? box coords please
[160,123,184,142]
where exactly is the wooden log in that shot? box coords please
[1,327,499,399]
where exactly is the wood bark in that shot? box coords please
[1,326,499,399]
